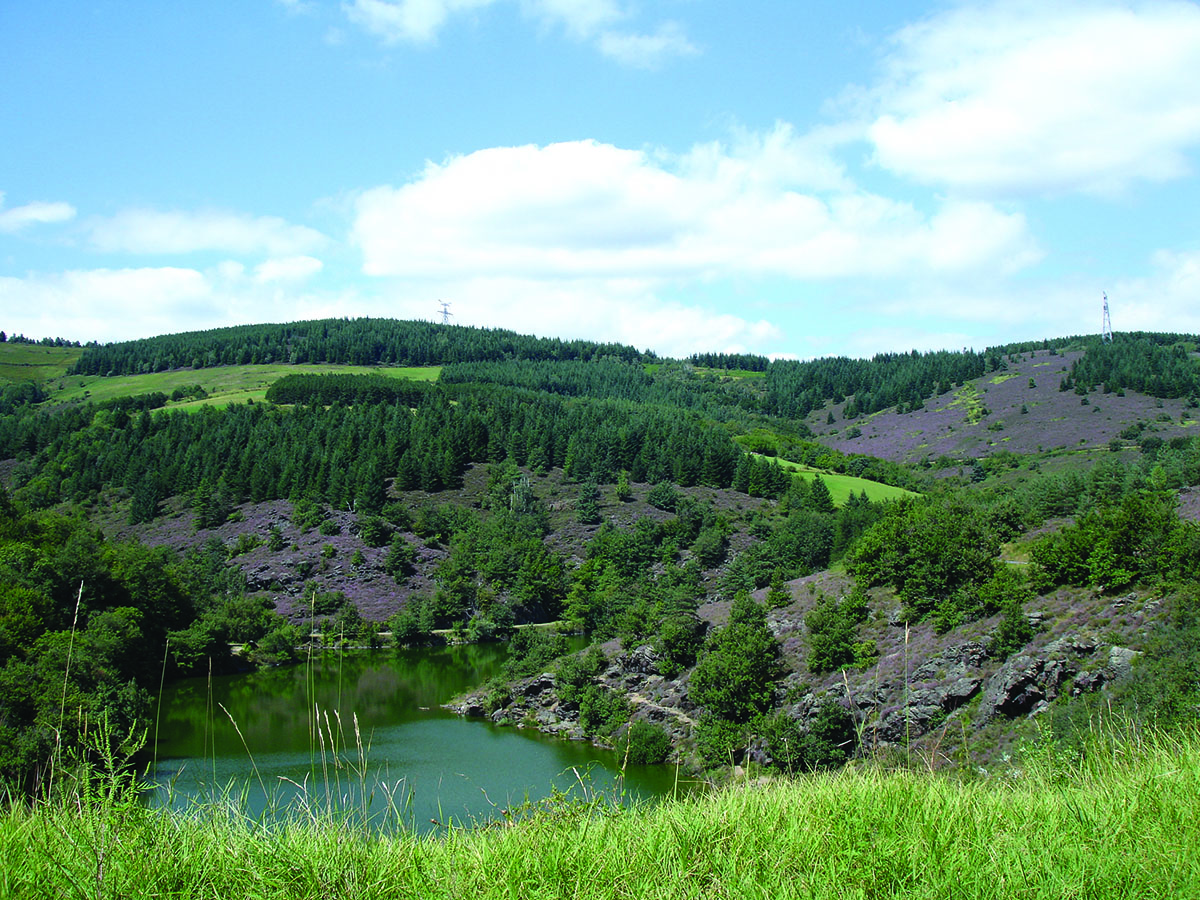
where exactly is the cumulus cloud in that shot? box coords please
[344,0,497,44]
[525,0,622,38]
[0,268,217,343]
[1112,248,1200,333]
[0,265,355,344]
[371,276,780,358]
[253,255,325,283]
[344,131,1045,355]
[343,0,695,65]
[867,0,1200,197]
[87,209,327,256]
[0,192,77,233]
[351,134,1038,283]
[597,22,698,69]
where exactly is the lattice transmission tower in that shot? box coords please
[1101,292,1113,343]
[438,300,453,326]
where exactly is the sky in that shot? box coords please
[2,0,1200,360]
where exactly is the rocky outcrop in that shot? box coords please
[975,633,1132,723]
[446,645,697,753]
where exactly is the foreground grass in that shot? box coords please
[3,727,1198,899]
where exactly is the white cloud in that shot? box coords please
[351,134,1038,283]
[597,22,698,69]
[253,255,325,283]
[0,265,355,344]
[0,268,217,343]
[0,192,76,233]
[343,0,695,65]
[525,0,622,39]
[868,0,1200,196]
[344,0,497,44]
[345,132,1043,355]
[87,209,327,256]
[372,276,780,357]
[1112,248,1200,333]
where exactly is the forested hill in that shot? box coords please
[69,318,655,375]
[65,321,1200,424]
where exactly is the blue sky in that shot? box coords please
[3,0,1200,359]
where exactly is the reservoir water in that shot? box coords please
[148,643,683,831]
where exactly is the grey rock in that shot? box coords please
[1072,669,1105,695]
[1106,646,1139,681]
[521,673,556,698]
[622,644,661,675]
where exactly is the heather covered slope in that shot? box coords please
[808,347,1200,461]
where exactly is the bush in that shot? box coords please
[384,535,417,581]
[990,596,1037,660]
[647,482,679,512]
[805,595,857,673]
[694,715,748,765]
[690,598,783,723]
[357,515,391,547]
[556,645,608,705]
[578,685,629,739]
[621,720,671,765]
[655,614,706,676]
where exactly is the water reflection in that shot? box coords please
[149,644,683,831]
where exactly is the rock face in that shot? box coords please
[446,645,699,755]
[976,633,1124,723]
[864,642,989,744]
[446,607,1144,767]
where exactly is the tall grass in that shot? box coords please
[4,723,1198,898]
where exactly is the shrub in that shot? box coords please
[647,482,679,512]
[690,597,783,723]
[805,595,857,673]
[622,720,671,765]
[990,596,1037,660]
[578,685,629,739]
[357,515,391,547]
[694,715,748,765]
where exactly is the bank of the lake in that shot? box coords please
[9,726,1199,898]
[149,643,681,831]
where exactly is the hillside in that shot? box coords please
[1,318,1199,790]
[807,347,1200,461]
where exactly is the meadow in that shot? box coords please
[0,343,82,383]
[764,455,918,505]
[3,725,1196,898]
[42,364,442,409]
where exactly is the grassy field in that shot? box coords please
[0,344,83,384]
[3,726,1196,898]
[35,364,442,410]
[764,455,919,505]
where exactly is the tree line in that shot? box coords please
[68,318,655,376]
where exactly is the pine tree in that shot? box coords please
[809,475,835,513]
[765,568,791,609]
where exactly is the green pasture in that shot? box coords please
[41,364,442,410]
[0,344,83,383]
[765,455,918,505]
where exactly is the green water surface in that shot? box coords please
[149,644,684,831]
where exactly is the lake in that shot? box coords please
[148,643,685,831]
